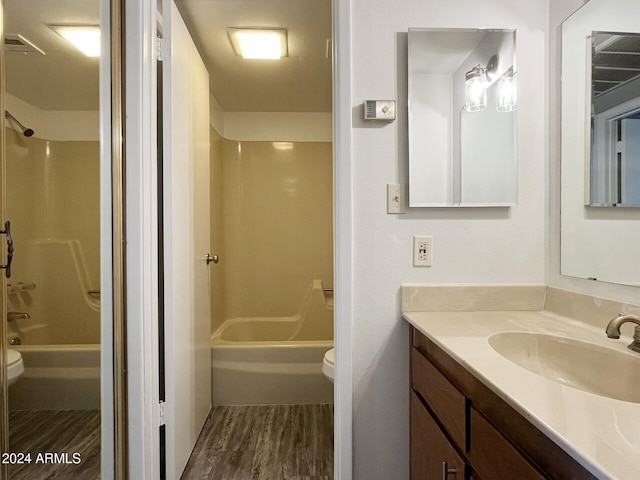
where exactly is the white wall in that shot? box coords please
[351,0,547,477]
[548,0,640,300]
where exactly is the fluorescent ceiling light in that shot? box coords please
[228,28,287,59]
[51,25,100,57]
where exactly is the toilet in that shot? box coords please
[322,348,334,383]
[7,349,24,387]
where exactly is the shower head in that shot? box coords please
[5,110,34,137]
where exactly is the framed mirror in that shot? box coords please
[589,31,640,208]
[408,28,517,207]
[561,0,640,286]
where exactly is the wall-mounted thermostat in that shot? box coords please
[363,100,396,121]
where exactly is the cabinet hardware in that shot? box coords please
[442,461,456,479]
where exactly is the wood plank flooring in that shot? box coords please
[181,404,334,480]
[6,405,332,480]
[8,409,100,480]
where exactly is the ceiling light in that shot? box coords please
[51,25,100,57]
[227,28,287,59]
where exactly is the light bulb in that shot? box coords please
[497,74,517,112]
[465,67,487,112]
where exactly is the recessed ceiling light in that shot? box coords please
[227,28,287,59]
[51,25,100,57]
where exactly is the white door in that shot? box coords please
[162,0,211,478]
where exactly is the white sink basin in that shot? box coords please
[488,332,640,403]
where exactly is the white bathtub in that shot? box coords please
[211,340,333,405]
[9,344,100,410]
[211,279,334,405]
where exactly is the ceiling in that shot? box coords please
[3,0,331,113]
[175,0,332,112]
[409,30,487,75]
[592,32,640,98]
[4,0,100,111]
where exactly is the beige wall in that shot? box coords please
[5,127,100,344]
[210,128,225,332]
[210,138,333,332]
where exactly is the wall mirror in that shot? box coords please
[408,28,517,207]
[561,0,640,286]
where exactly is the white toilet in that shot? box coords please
[7,349,24,387]
[322,348,334,383]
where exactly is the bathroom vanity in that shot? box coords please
[403,286,640,480]
[409,326,593,479]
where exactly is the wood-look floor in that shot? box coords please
[8,409,101,480]
[181,404,334,480]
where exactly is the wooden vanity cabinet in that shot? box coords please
[410,391,467,480]
[410,327,598,480]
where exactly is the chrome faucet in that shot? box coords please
[605,312,640,353]
[7,311,30,322]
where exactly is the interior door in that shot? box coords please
[162,0,211,478]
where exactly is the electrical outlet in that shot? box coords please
[413,236,432,267]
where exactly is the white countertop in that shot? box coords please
[403,310,640,480]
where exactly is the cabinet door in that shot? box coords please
[411,348,467,450]
[411,391,467,480]
[469,408,545,480]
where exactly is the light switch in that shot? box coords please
[387,184,406,214]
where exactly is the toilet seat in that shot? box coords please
[7,349,24,386]
[322,348,334,382]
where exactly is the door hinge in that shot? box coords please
[156,37,168,62]
[616,140,623,154]
[159,401,165,426]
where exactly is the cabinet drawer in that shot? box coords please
[469,408,546,480]
[411,347,467,450]
[411,391,468,480]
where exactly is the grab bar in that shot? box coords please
[7,282,36,294]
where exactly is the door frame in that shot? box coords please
[124,0,354,477]
[122,0,162,478]
[0,0,8,475]
[332,0,354,478]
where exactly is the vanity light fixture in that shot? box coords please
[496,69,517,112]
[50,25,100,57]
[227,28,288,59]
[464,54,499,112]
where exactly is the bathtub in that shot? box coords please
[211,279,334,405]
[9,344,100,411]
